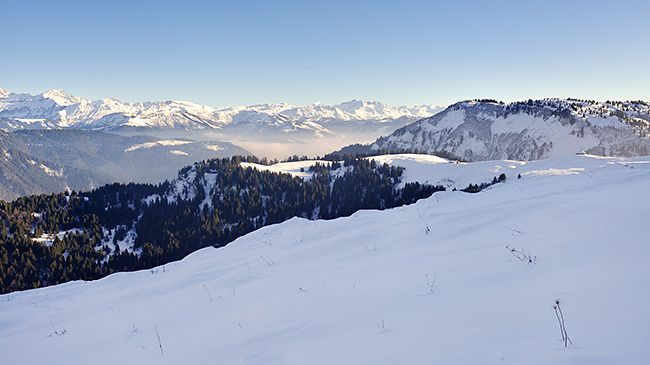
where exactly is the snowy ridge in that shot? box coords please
[1,154,649,364]
[372,99,650,161]
[0,88,443,137]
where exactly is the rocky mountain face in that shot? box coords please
[369,99,650,161]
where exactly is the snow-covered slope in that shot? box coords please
[1,154,649,364]
[371,99,650,161]
[0,87,443,138]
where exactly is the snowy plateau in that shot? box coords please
[1,154,649,364]
[371,99,650,162]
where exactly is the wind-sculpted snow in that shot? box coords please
[1,154,648,364]
[372,99,650,161]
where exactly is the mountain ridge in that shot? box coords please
[0,87,443,137]
[365,98,650,161]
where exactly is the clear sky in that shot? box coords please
[2,0,649,107]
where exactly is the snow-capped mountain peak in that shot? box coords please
[41,89,85,106]
[0,87,10,98]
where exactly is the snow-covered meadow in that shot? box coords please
[1,154,649,364]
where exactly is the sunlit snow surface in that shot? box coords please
[1,154,649,364]
[241,160,329,180]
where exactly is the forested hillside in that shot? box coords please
[0,145,107,200]
[0,155,442,293]
[0,129,250,200]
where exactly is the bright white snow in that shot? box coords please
[125,140,194,152]
[205,144,224,151]
[1,154,649,364]
[241,160,329,180]
[32,229,84,248]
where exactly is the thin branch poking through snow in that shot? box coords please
[154,325,164,355]
[426,273,438,293]
[48,321,66,337]
[373,320,385,330]
[506,245,536,264]
[203,284,213,302]
[416,208,431,234]
[554,299,572,347]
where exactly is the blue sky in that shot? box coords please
[2,0,649,107]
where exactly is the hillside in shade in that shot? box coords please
[0,145,106,201]
[0,129,249,200]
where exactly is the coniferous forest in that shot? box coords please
[0,155,444,293]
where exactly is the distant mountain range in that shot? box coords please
[0,87,443,140]
[356,99,650,161]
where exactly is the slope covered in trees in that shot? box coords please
[0,155,443,293]
[0,129,250,200]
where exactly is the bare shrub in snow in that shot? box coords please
[506,245,536,264]
[553,299,572,347]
